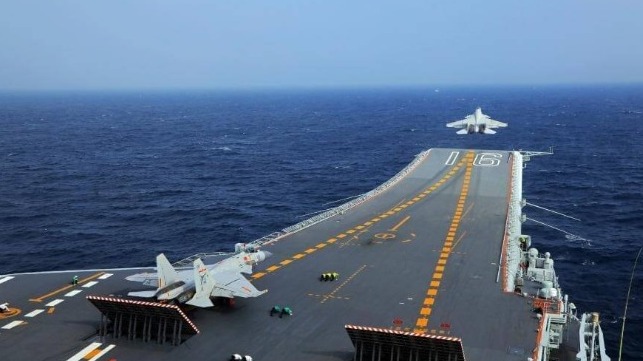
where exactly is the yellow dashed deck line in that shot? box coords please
[415,151,475,332]
[253,155,470,282]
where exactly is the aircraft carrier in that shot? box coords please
[0,148,611,361]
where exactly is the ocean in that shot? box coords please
[0,85,641,359]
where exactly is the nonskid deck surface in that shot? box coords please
[0,148,538,361]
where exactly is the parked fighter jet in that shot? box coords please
[126,247,271,307]
[446,107,508,134]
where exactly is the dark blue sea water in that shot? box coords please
[1,86,641,359]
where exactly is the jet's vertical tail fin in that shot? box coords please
[156,253,180,289]
[186,258,215,308]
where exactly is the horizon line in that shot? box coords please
[1,81,642,94]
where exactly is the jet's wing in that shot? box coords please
[125,271,159,287]
[484,118,508,128]
[211,270,267,298]
[445,115,474,128]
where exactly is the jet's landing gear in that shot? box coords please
[213,297,235,308]
[230,354,253,361]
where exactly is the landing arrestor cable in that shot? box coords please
[526,202,581,221]
[526,217,587,240]
[618,247,642,361]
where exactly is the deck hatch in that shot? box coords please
[87,295,199,345]
[345,324,466,361]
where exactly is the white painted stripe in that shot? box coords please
[2,320,24,329]
[65,342,102,361]
[82,281,98,288]
[0,276,15,285]
[88,344,116,361]
[25,309,45,317]
[65,290,83,297]
[46,299,64,307]
[5,266,156,277]
[98,273,113,279]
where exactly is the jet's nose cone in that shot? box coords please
[261,251,273,258]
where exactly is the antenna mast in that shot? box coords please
[618,247,642,361]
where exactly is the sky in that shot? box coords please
[1,0,642,91]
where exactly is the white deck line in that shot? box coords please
[65,342,102,361]
[25,309,45,317]
[65,290,83,297]
[2,320,24,329]
[88,344,116,361]
[82,281,98,288]
[0,276,15,285]
[45,299,64,307]
[98,273,113,279]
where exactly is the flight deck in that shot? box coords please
[0,149,542,361]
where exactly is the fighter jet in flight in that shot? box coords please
[446,107,508,134]
[126,247,271,307]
